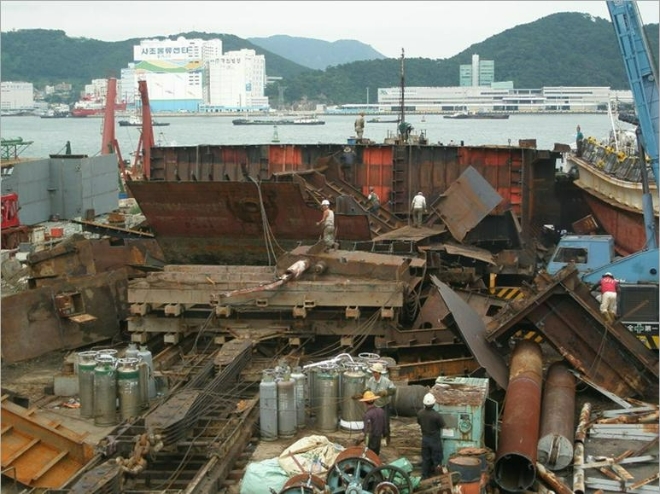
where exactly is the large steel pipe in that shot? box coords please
[537,362,576,471]
[494,340,543,492]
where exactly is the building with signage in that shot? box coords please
[120,37,222,112]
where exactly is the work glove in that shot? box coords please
[378,390,388,397]
[352,393,363,400]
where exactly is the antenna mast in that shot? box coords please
[399,48,405,130]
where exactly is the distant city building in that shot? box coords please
[120,37,223,112]
[375,85,622,113]
[1,81,34,112]
[460,54,495,87]
[201,49,268,112]
[118,37,269,112]
[82,79,121,100]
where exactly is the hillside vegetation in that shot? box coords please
[1,12,658,106]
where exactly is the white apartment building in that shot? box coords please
[120,37,223,112]
[376,86,620,113]
[201,49,268,112]
[1,82,34,112]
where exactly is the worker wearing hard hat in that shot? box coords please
[316,199,336,251]
[361,362,397,446]
[417,392,446,479]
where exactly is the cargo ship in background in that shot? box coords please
[70,95,127,117]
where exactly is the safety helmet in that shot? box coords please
[603,272,613,277]
[423,393,436,407]
[360,390,378,402]
[417,191,423,195]
[321,200,330,206]
[370,362,386,373]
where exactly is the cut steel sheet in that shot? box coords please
[429,165,503,242]
[431,275,509,389]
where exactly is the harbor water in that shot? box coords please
[1,113,634,160]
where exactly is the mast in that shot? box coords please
[399,48,405,131]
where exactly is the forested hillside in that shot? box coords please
[1,12,658,106]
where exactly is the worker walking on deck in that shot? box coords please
[417,392,446,479]
[355,112,365,141]
[366,187,380,214]
[411,191,427,228]
[592,272,620,324]
[353,391,387,455]
[316,199,336,251]
[360,363,396,445]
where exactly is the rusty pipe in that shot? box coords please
[495,340,543,492]
[575,402,591,443]
[537,362,576,471]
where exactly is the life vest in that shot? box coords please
[601,277,617,293]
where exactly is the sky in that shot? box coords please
[1,1,659,60]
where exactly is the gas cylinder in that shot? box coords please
[137,345,156,398]
[277,372,296,438]
[93,354,118,426]
[117,358,141,420]
[315,364,339,432]
[77,350,98,419]
[290,366,307,429]
[125,343,139,360]
[340,365,366,430]
[259,370,278,441]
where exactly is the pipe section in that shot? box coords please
[495,340,543,492]
[537,362,576,471]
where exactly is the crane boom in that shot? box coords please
[607,0,659,249]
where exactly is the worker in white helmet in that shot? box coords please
[316,199,336,251]
[417,392,446,479]
[411,191,427,228]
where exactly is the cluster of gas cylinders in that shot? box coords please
[77,344,157,426]
[259,352,423,441]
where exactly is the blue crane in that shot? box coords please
[607,0,659,250]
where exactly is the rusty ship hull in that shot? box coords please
[567,137,659,256]
[129,141,562,265]
[126,180,371,264]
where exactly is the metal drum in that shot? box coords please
[77,351,98,419]
[93,354,118,426]
[291,366,307,429]
[117,358,141,420]
[340,365,366,430]
[137,345,156,399]
[259,370,278,441]
[315,365,339,432]
[277,373,296,438]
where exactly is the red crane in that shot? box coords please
[131,80,155,180]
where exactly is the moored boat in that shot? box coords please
[565,132,659,256]
[71,97,127,117]
[232,116,325,125]
[444,111,509,120]
[118,115,170,127]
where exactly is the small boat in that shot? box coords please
[118,115,170,127]
[367,117,399,123]
[444,111,509,120]
[232,116,325,126]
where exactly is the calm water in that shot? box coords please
[1,113,632,159]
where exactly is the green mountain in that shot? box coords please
[247,35,386,70]
[1,12,658,106]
